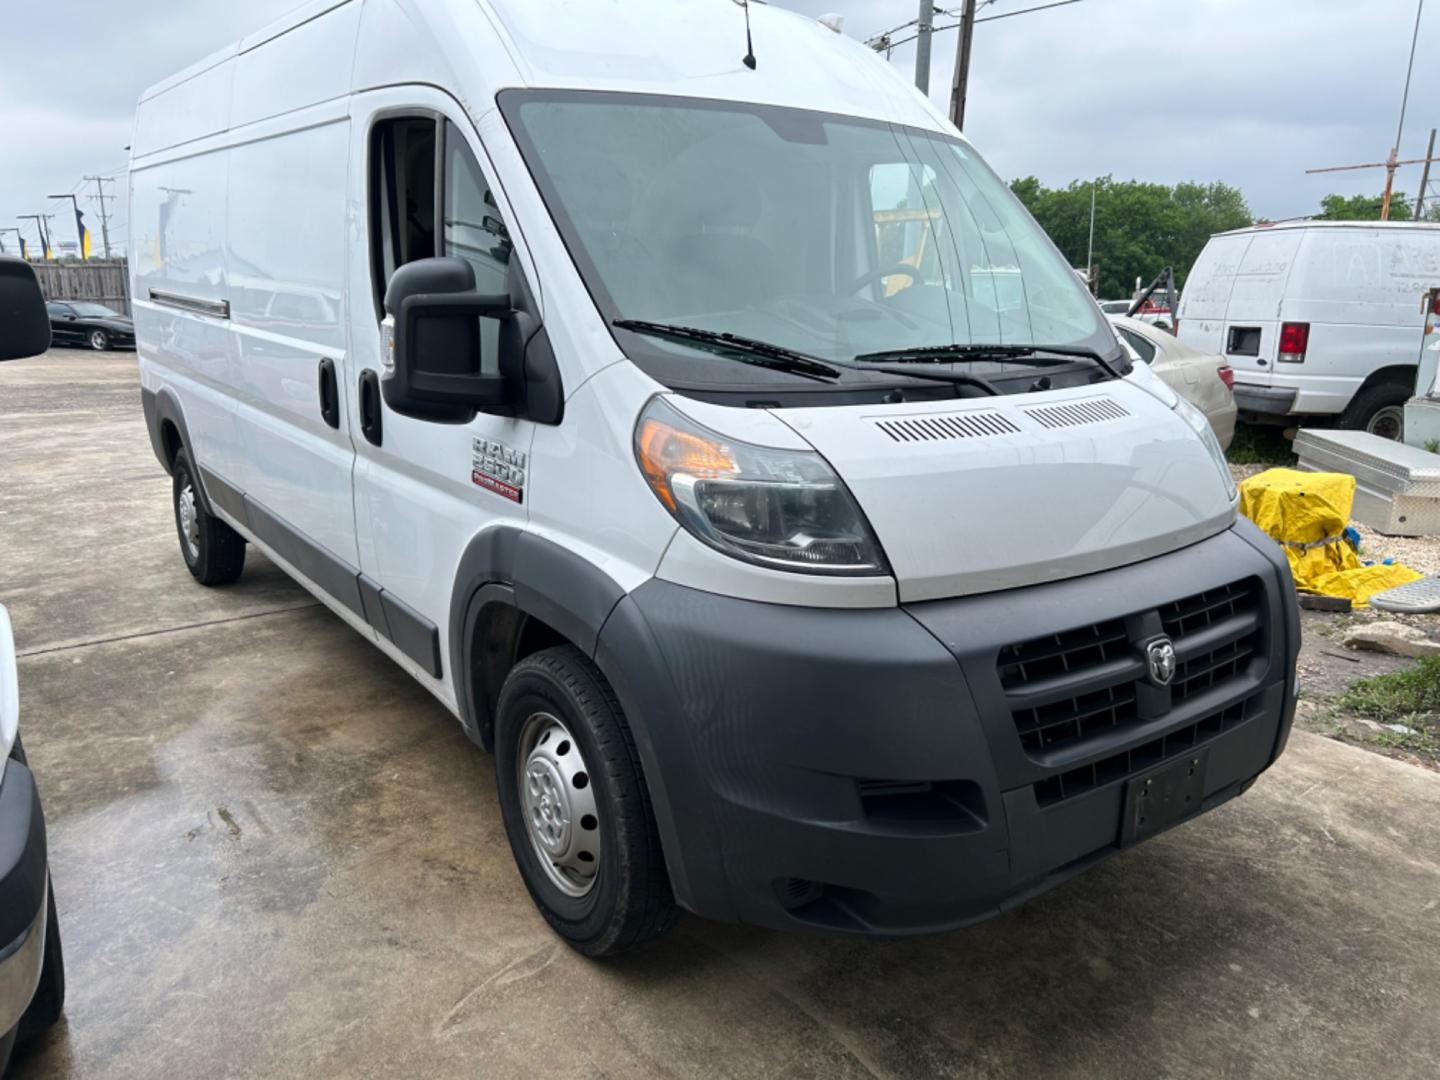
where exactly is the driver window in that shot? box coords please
[442,122,511,374]
[869,163,943,296]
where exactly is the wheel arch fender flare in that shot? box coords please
[141,386,215,514]
[1355,364,1418,393]
[449,527,627,750]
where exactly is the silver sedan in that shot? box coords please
[1111,316,1237,450]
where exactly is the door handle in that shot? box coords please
[318,358,340,429]
[358,369,383,446]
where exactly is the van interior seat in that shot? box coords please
[653,163,778,317]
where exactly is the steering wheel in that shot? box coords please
[847,264,920,296]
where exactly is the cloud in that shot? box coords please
[2,0,1435,252]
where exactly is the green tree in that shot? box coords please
[1010,176,1253,298]
[1316,191,1413,221]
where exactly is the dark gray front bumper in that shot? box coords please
[0,760,48,1035]
[596,519,1299,936]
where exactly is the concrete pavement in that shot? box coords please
[3,349,1440,1079]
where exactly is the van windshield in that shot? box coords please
[501,91,1114,370]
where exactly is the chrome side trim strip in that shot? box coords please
[148,289,230,319]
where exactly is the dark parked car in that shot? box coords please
[46,301,135,351]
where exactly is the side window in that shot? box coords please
[442,122,511,374]
[1120,328,1157,364]
[47,303,69,318]
[443,121,511,291]
[370,116,439,313]
[370,115,514,375]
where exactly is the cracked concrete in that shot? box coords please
[4,349,1440,1079]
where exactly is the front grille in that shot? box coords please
[998,578,1265,761]
[1161,581,1261,704]
[1033,696,1256,806]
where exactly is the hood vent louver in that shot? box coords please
[1021,397,1130,430]
[876,412,1022,442]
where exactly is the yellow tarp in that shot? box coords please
[1238,468,1421,606]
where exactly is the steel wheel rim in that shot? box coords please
[1367,405,1404,441]
[516,711,600,898]
[178,483,200,560]
[90,331,107,350]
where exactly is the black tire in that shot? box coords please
[172,449,246,586]
[16,882,64,1044]
[495,646,677,957]
[1339,381,1409,441]
[88,329,110,352]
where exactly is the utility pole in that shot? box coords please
[949,0,978,129]
[1382,0,1426,220]
[48,192,88,261]
[1417,128,1437,221]
[84,175,116,259]
[914,0,935,94]
[1086,181,1097,294]
[1306,0,1428,221]
[19,214,54,261]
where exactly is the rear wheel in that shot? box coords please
[495,646,676,957]
[88,329,110,352]
[172,450,246,585]
[1340,382,1409,441]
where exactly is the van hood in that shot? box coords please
[774,380,1237,603]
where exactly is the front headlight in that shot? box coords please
[1175,395,1238,502]
[635,397,890,575]
[0,605,18,786]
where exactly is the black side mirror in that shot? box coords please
[382,256,565,426]
[0,257,51,361]
[382,257,516,423]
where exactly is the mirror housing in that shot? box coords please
[0,257,51,361]
[382,256,564,426]
[382,257,513,423]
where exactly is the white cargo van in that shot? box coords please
[1179,221,1440,439]
[132,0,1298,955]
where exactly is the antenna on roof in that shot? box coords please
[738,0,757,69]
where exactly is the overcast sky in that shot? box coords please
[1,0,1435,256]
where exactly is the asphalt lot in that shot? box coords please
[4,349,1440,1079]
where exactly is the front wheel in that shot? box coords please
[1340,382,1410,441]
[88,329,110,352]
[495,646,677,957]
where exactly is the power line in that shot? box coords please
[868,0,1080,53]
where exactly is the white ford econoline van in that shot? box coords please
[1178,221,1440,439]
[132,0,1298,955]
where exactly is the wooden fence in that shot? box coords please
[32,260,131,316]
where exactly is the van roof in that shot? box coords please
[1212,219,1440,238]
[139,0,952,134]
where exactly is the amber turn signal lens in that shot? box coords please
[635,417,739,511]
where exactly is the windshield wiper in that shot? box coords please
[855,343,1127,380]
[859,366,1001,396]
[614,320,841,382]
